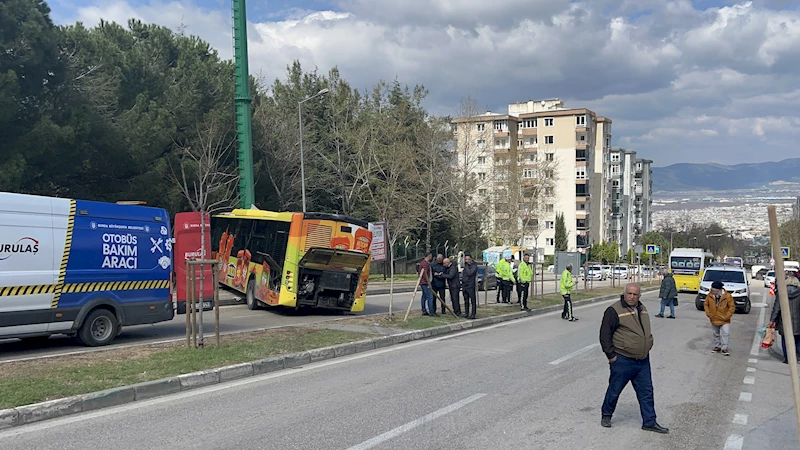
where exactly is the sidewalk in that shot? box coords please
[216,280,424,306]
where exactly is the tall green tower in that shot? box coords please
[232,0,255,208]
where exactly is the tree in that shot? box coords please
[518,152,558,261]
[169,114,239,347]
[555,212,568,251]
[780,220,800,255]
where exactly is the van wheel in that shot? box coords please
[695,298,704,311]
[77,309,119,346]
[246,278,260,310]
[741,300,751,314]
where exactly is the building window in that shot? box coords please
[611,153,620,162]
[578,202,586,210]
[494,120,508,132]
[545,221,555,229]
[494,138,508,148]
[544,169,554,179]
[523,168,535,179]
[478,189,487,195]
[527,152,537,161]
[545,153,554,161]
[545,187,554,196]
[528,136,538,147]
[477,123,485,132]
[477,156,486,164]
[544,118,554,127]
[523,118,537,128]
[546,238,555,246]
[546,204,554,213]
[576,149,586,161]
[478,172,486,181]
[476,139,485,148]
[576,184,588,196]
[611,165,620,175]
[576,167,586,180]
[518,139,523,147]
[576,116,586,126]
[544,135,554,144]
[613,180,620,188]
[577,219,587,230]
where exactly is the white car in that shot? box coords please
[764,270,776,288]
[697,265,751,314]
[613,266,629,279]
[586,265,605,280]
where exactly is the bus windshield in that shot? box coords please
[671,256,702,271]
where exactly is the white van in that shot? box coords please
[0,192,174,346]
[750,265,765,279]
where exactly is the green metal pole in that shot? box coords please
[232,0,255,209]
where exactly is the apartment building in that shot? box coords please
[794,196,800,220]
[452,99,607,258]
[634,159,653,240]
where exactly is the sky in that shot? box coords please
[45,0,800,167]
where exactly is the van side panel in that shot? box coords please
[51,200,173,328]
[0,194,64,337]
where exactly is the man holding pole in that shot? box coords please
[517,254,533,311]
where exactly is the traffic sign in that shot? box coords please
[645,244,659,255]
[781,247,791,259]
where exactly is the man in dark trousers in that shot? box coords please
[599,283,669,434]
[462,254,478,320]
[443,257,462,317]
[431,254,447,314]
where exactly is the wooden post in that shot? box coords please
[185,261,191,348]
[213,265,220,347]
[768,206,800,449]
[403,270,426,322]
[190,264,197,348]
[483,262,488,306]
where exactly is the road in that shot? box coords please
[2,282,791,449]
[0,275,643,362]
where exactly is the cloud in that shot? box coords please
[51,0,800,166]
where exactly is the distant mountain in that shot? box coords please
[653,158,800,192]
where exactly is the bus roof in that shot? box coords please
[213,209,369,228]
[670,248,713,257]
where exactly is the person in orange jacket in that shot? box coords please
[704,280,736,356]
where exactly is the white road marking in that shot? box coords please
[751,303,768,308]
[746,367,756,373]
[345,394,486,450]
[732,414,748,425]
[748,358,758,364]
[750,306,767,356]
[751,292,762,296]
[744,376,755,385]
[724,434,744,450]
[738,392,752,402]
[548,343,601,365]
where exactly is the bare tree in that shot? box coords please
[412,115,455,253]
[448,95,493,249]
[252,98,302,211]
[518,152,559,261]
[169,115,239,347]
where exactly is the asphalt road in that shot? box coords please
[0,282,781,449]
[0,275,643,362]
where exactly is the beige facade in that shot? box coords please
[453,99,609,258]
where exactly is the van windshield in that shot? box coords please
[704,270,745,284]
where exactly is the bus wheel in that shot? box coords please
[78,309,119,346]
[246,278,260,310]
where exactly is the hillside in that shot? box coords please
[653,158,800,192]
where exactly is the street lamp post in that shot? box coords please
[298,88,329,213]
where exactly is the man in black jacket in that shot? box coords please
[431,254,447,314]
[599,283,669,434]
[462,254,478,319]
[443,257,462,317]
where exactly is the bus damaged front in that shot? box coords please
[295,248,370,312]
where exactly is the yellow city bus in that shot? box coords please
[211,209,373,312]
[669,248,714,293]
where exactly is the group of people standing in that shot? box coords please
[417,252,479,319]
[495,254,533,311]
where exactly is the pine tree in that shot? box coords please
[555,212,568,251]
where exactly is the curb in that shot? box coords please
[0,287,656,429]
[216,285,421,306]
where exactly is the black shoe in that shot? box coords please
[468,315,476,320]
[642,423,669,434]
[569,317,579,322]
[667,316,676,319]
[601,415,612,428]
[430,313,440,317]
[655,314,664,318]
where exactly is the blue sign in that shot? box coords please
[781,247,791,259]
[646,245,659,255]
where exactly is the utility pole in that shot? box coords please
[233,0,255,209]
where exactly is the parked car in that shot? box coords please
[613,266,629,279]
[477,266,497,291]
[764,270,776,288]
[586,265,606,280]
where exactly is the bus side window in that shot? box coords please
[250,221,268,265]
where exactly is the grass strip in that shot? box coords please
[0,327,371,409]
